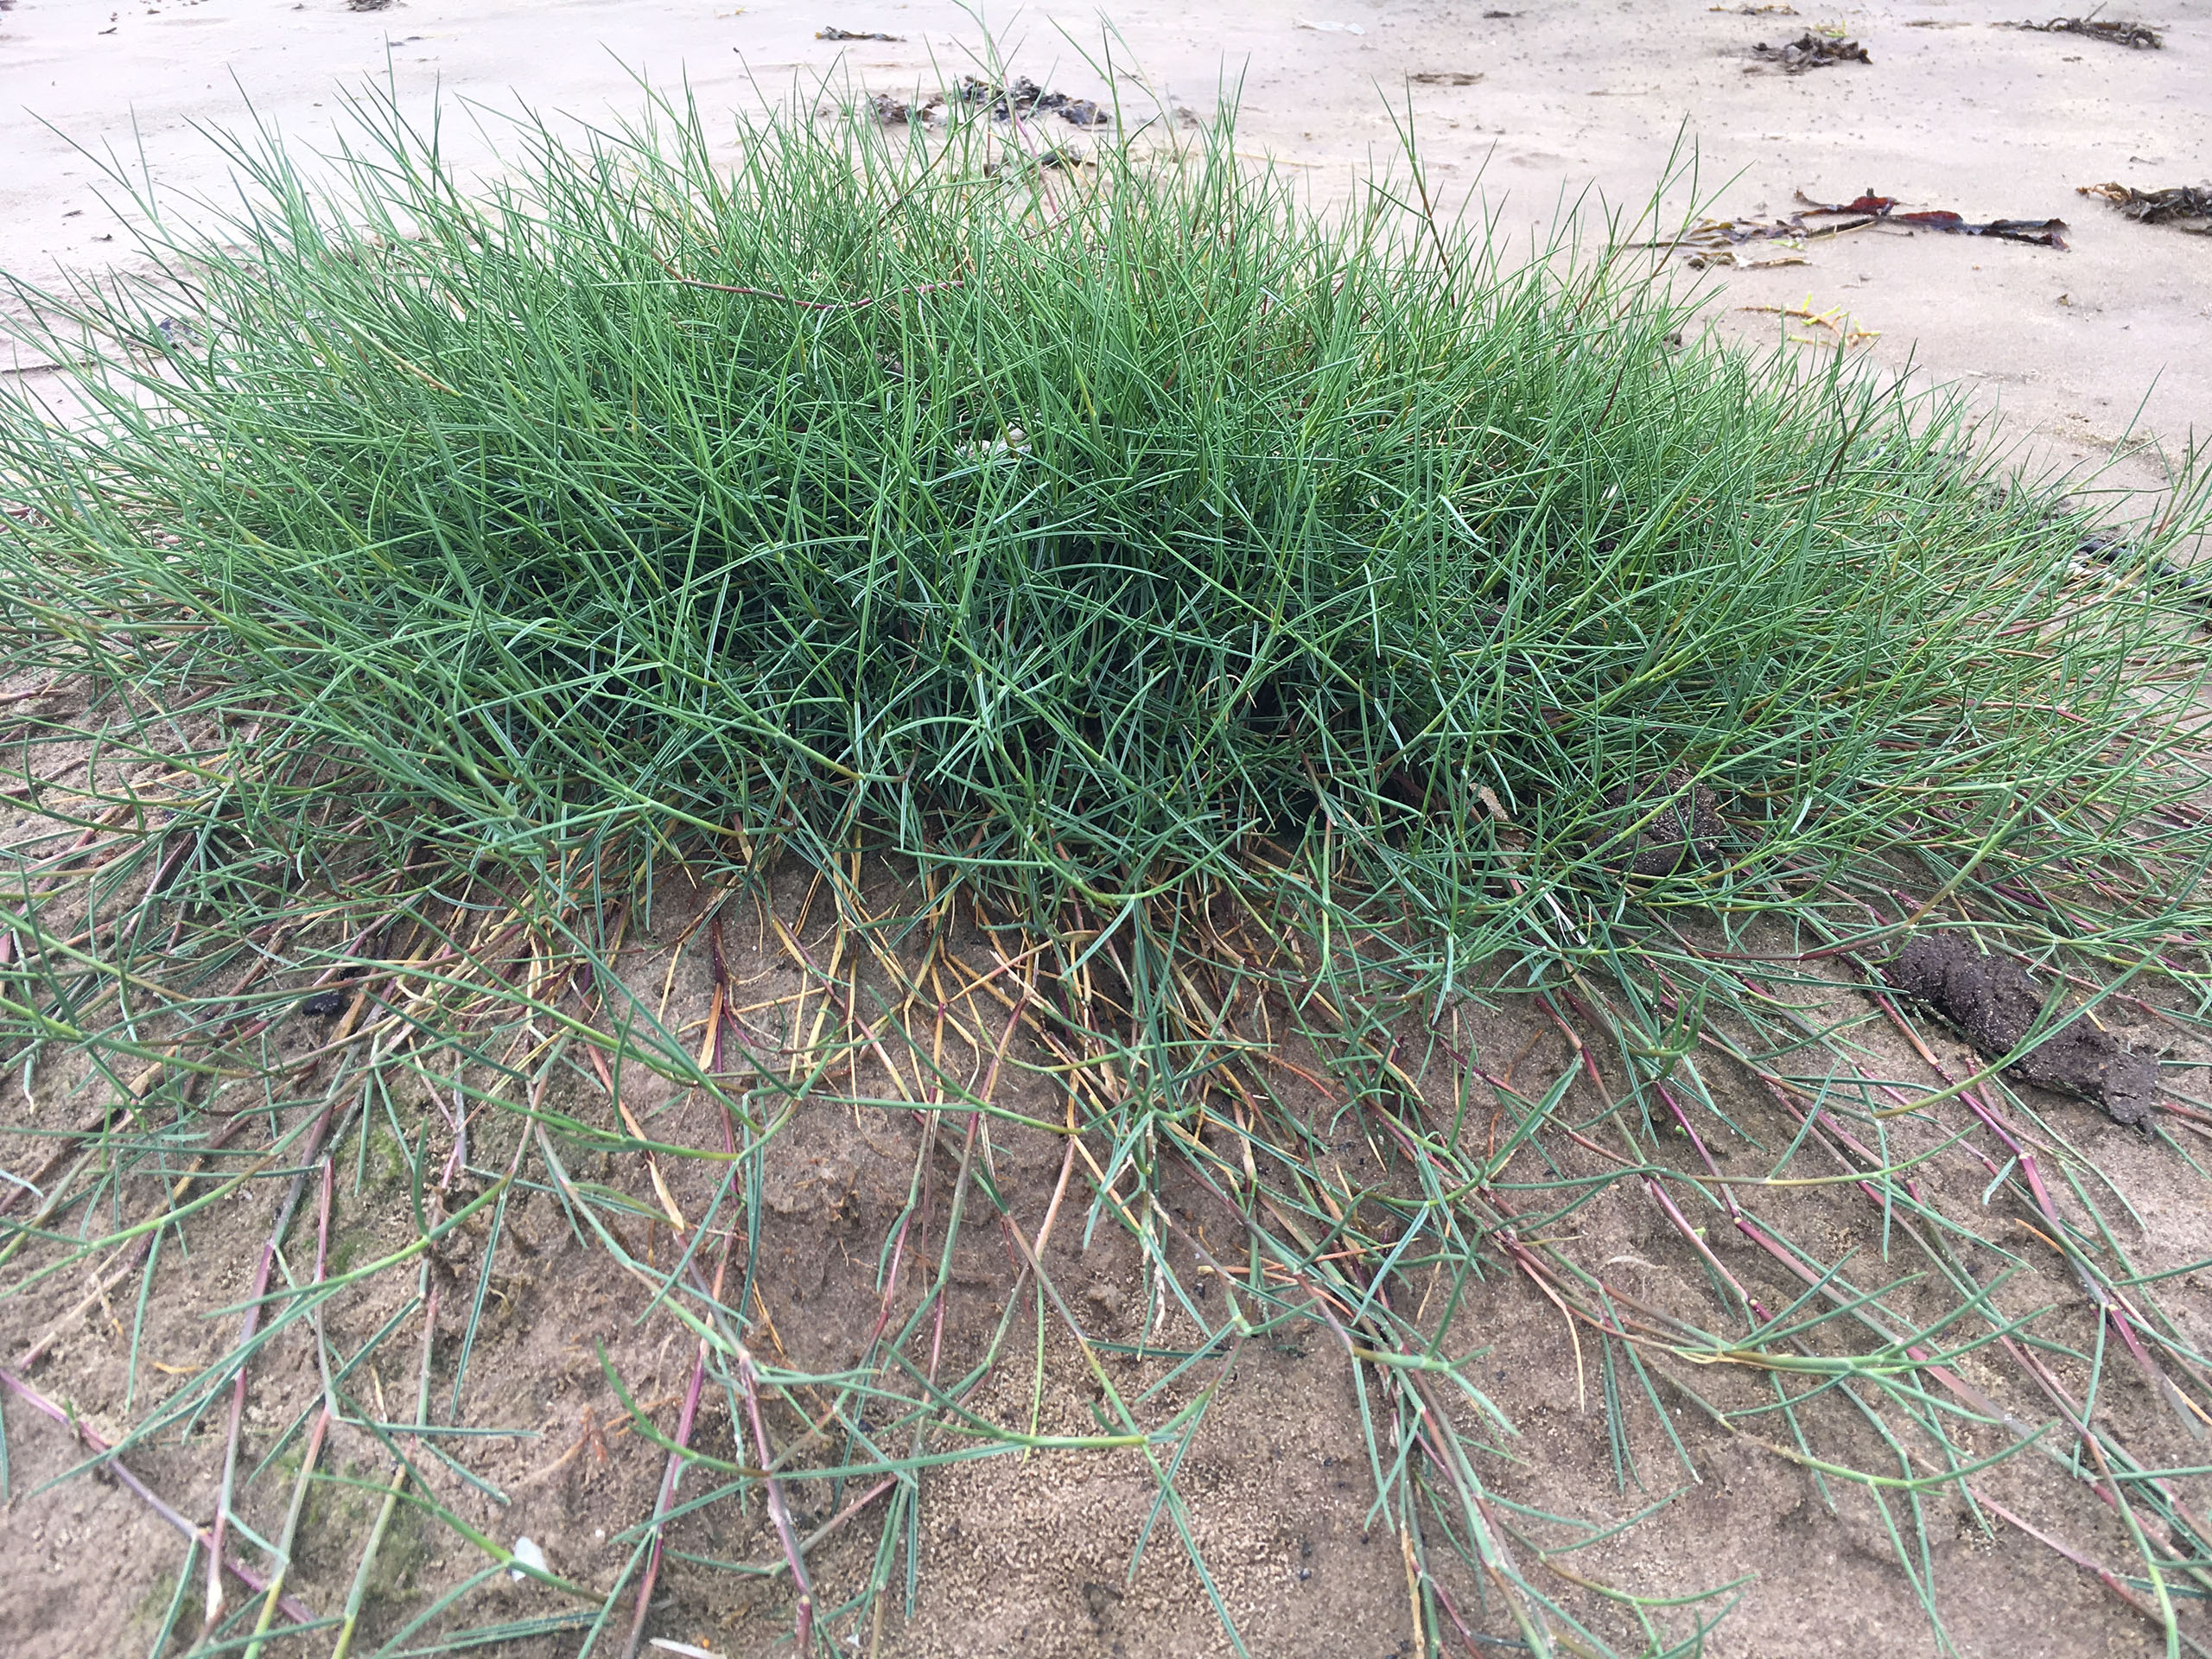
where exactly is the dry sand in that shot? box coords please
[2,3,2211,1656]
[3,0,2208,486]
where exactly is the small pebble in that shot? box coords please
[509,1535,547,1581]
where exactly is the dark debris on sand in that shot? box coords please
[1597,770,1725,878]
[2078,181,2212,235]
[957,76,1113,125]
[1751,32,1871,72]
[2004,16,2162,48]
[818,25,904,41]
[1650,191,2069,258]
[1798,190,2069,248]
[1887,934,2162,1125]
[298,963,368,1018]
[866,92,943,124]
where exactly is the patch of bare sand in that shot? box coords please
[1,833,2209,1655]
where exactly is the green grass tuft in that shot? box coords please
[5,68,2212,1659]
[3,85,2201,932]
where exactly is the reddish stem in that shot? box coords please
[0,1364,317,1626]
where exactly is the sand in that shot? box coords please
[3,0,2208,487]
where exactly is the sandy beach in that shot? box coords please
[4,0,2208,491]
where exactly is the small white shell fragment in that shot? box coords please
[508,1535,548,1581]
[648,1642,730,1659]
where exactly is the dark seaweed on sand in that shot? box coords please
[866,91,942,124]
[1796,190,2069,249]
[2078,181,2212,235]
[2005,16,2163,48]
[957,75,1112,124]
[1647,188,2069,261]
[1751,32,1871,72]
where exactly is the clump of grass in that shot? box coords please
[5,80,2198,923]
[4,67,2212,1658]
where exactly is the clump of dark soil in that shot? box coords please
[1886,932,2162,1124]
[1597,768,1724,875]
